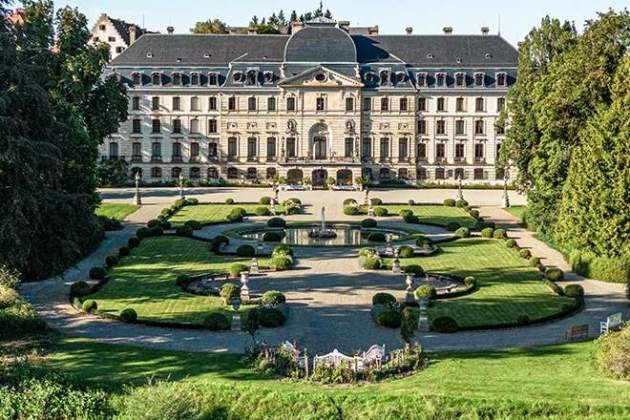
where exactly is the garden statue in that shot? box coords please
[457,174,464,201]
[133,172,142,206]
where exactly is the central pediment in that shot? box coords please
[278,66,363,88]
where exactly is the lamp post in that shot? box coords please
[179,173,185,200]
[457,174,464,201]
[133,171,142,206]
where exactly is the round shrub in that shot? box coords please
[89,266,107,280]
[481,227,494,238]
[361,218,377,228]
[229,263,249,277]
[262,230,285,242]
[236,244,256,257]
[227,208,246,223]
[175,225,194,237]
[408,199,415,206]
[399,209,413,218]
[358,247,377,257]
[377,310,401,328]
[220,283,241,303]
[70,280,91,297]
[529,256,541,267]
[454,227,470,238]
[367,232,386,242]
[259,196,272,205]
[118,246,130,257]
[184,220,202,230]
[564,284,584,298]
[127,236,140,248]
[595,324,630,380]
[399,246,414,258]
[285,205,300,215]
[455,199,468,208]
[119,308,137,323]
[272,244,294,257]
[443,199,456,207]
[404,264,425,276]
[415,237,429,247]
[147,226,163,237]
[105,255,118,267]
[147,219,161,229]
[185,198,199,206]
[261,290,286,305]
[372,292,397,306]
[82,299,98,313]
[255,207,271,216]
[469,209,480,219]
[210,235,229,252]
[343,206,359,216]
[404,214,419,224]
[370,198,383,206]
[414,284,436,300]
[267,217,286,228]
[432,316,458,333]
[545,268,564,282]
[272,255,293,271]
[343,198,358,206]
[225,198,235,204]
[203,312,231,331]
[517,315,530,325]
[506,239,517,248]
[283,198,301,206]
[374,207,388,217]
[464,276,478,288]
[445,222,461,232]
[258,307,287,327]
[493,228,508,239]
[173,198,186,209]
[359,255,382,270]
[519,249,532,259]
[175,274,192,288]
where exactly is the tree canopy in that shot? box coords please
[190,19,228,34]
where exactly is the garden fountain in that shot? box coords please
[308,207,337,239]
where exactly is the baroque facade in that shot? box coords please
[101,18,518,186]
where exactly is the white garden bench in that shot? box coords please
[600,312,623,334]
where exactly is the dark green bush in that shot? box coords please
[128,236,140,248]
[261,290,286,305]
[283,198,301,206]
[203,312,231,330]
[377,309,401,328]
[227,208,245,222]
[404,214,419,224]
[415,237,429,247]
[147,226,164,237]
[399,209,413,218]
[469,209,480,219]
[595,324,630,380]
[82,299,97,313]
[545,268,564,282]
[372,292,397,305]
[225,198,235,204]
[358,247,377,257]
[343,206,359,216]
[454,227,470,238]
[343,198,357,206]
[399,246,414,258]
[176,274,192,288]
[367,232,386,242]
[414,285,436,300]
[272,244,293,257]
[272,255,292,271]
[493,228,508,239]
[236,245,256,257]
[361,218,377,228]
[70,280,91,297]
[564,284,584,298]
[267,217,286,228]
[175,225,194,237]
[432,316,458,333]
[185,198,199,205]
[255,207,271,216]
[120,308,137,323]
[105,255,118,267]
[455,199,468,208]
[260,196,272,205]
[443,199,456,207]
[404,265,425,276]
[359,255,382,270]
[571,252,630,284]
[481,227,494,238]
[517,315,530,325]
[529,256,542,267]
[445,222,461,232]
[262,230,285,242]
[370,198,383,206]
[506,239,517,248]
[229,264,249,277]
[258,307,286,327]
[220,283,241,303]
[519,249,532,259]
[374,207,388,217]
[147,219,161,229]
[184,220,202,230]
[118,246,130,257]
[408,199,415,206]
[89,266,106,280]
[97,215,122,231]
[209,235,229,252]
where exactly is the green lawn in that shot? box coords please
[47,337,630,416]
[169,203,286,225]
[360,204,477,228]
[95,203,139,220]
[388,238,574,328]
[88,236,268,325]
[505,205,527,223]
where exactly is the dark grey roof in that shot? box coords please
[109,17,151,46]
[284,25,356,63]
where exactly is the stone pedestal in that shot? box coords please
[231,313,241,331]
[405,274,415,303]
[368,206,375,217]
[250,258,259,275]
[240,272,250,300]
[392,258,401,273]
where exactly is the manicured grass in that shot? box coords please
[47,337,630,415]
[88,236,268,325]
[388,238,574,328]
[169,203,286,225]
[360,204,477,228]
[505,205,527,223]
[95,203,139,220]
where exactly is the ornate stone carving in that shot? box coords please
[227,122,238,130]
[287,119,297,134]
[345,120,356,134]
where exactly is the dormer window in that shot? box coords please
[233,72,243,83]
[379,70,390,86]
[172,72,181,86]
[436,72,446,87]
[264,71,274,83]
[496,72,507,87]
[395,72,407,84]
[190,73,199,86]
[364,72,377,84]
[455,72,466,87]
[246,69,258,86]
[151,72,161,86]
[416,72,427,87]
[131,72,141,85]
[474,72,485,87]
[208,73,218,86]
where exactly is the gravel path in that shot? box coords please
[21,189,628,354]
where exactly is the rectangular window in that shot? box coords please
[455,143,465,159]
[456,120,465,135]
[208,73,218,86]
[267,97,276,111]
[496,72,507,87]
[417,72,427,87]
[247,137,257,160]
[287,97,296,111]
[191,143,199,158]
[475,73,485,87]
[286,137,296,157]
[363,97,371,111]
[497,97,506,110]
[132,96,140,110]
[418,97,427,111]
[362,138,372,158]
[132,119,142,134]
[399,98,408,111]
[379,138,389,160]
[475,143,484,160]
[191,97,200,111]
[417,142,426,159]
[316,97,325,111]
[109,142,118,158]
[437,97,446,112]
[190,119,199,134]
[267,137,276,158]
[208,142,218,157]
[475,97,484,112]
[475,120,485,135]
[172,142,182,158]
[172,73,181,86]
[152,73,161,86]
[152,119,161,134]
[132,142,142,160]
[436,73,446,87]
[436,143,445,159]
[173,119,181,134]
[380,97,389,111]
[456,97,464,112]
[228,97,236,111]
[151,97,160,111]
[172,97,181,111]
[398,138,408,159]
[208,119,217,134]
[418,120,427,135]
[151,142,161,159]
[248,97,256,111]
[436,120,446,135]
[344,137,354,158]
[227,137,238,160]
[209,97,217,110]
[132,73,141,85]
[455,72,465,87]
[345,97,354,112]
[191,73,199,85]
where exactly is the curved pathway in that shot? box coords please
[21,189,628,354]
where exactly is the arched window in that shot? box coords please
[398,168,409,180]
[246,168,257,180]
[227,167,238,179]
[207,167,219,179]
[171,167,181,179]
[151,167,162,178]
[190,167,200,179]
[266,167,277,180]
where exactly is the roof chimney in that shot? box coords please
[338,20,350,32]
[291,20,304,34]
[129,25,137,44]
[442,26,453,35]
[481,26,490,35]
[166,26,174,35]
[368,25,379,36]
[405,27,413,35]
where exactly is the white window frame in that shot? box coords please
[435,72,447,88]
[495,72,507,87]
[474,72,485,87]
[416,72,428,87]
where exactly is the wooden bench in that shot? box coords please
[565,324,589,341]
[600,313,623,334]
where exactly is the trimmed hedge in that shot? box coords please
[404,214,419,224]
[227,208,246,222]
[361,218,377,228]
[545,268,564,282]
[432,316,458,333]
[374,207,388,217]
[229,263,249,277]
[70,281,91,297]
[236,245,256,257]
[119,308,137,323]
[454,227,470,238]
[455,199,468,208]
[225,198,235,204]
[367,232,386,242]
[89,267,106,280]
[255,207,271,216]
[272,244,293,257]
[272,255,292,271]
[343,206,359,216]
[481,227,495,238]
[258,307,287,327]
[399,246,414,258]
[404,265,425,276]
[175,225,194,237]
[259,196,272,205]
[359,255,382,270]
[203,312,231,331]
[262,230,285,242]
[519,249,532,259]
[370,198,383,206]
[564,284,584,298]
[372,292,397,305]
[219,283,241,303]
[469,209,480,219]
[267,217,286,228]
[261,291,286,305]
[343,198,358,206]
[127,236,140,248]
[443,199,456,207]
[210,235,229,252]
[529,256,542,267]
[506,239,517,248]
[376,309,402,328]
[493,228,508,239]
[570,252,630,284]
[399,209,413,218]
[414,285,436,300]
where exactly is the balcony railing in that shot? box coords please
[151,155,162,162]
[474,157,486,164]
[131,155,143,163]
[189,156,201,163]
[171,156,183,163]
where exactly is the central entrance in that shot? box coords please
[312,169,328,189]
[313,137,327,160]
[310,122,329,161]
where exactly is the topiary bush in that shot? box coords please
[408,199,415,206]
[404,265,425,277]
[185,198,199,206]
[272,255,293,271]
[374,207,388,217]
[209,235,229,252]
[506,239,517,248]
[454,227,470,238]
[70,280,91,297]
[259,196,272,205]
[443,199,456,207]
[414,284,436,300]
[455,199,468,208]
[236,244,256,257]
[343,198,357,206]
[343,206,359,216]
[258,307,287,327]
[529,256,542,268]
[493,228,507,239]
[595,324,630,380]
[481,227,494,238]
[127,236,141,248]
[469,209,480,219]
[226,207,246,223]
[119,308,137,323]
[225,198,235,204]
[229,263,249,278]
[89,266,106,280]
[376,309,402,328]
[399,246,414,258]
[82,299,97,313]
[399,209,413,218]
[272,244,293,257]
[367,232,386,242]
[118,246,130,257]
[545,268,564,282]
[432,316,458,333]
[403,214,419,224]
[370,198,382,206]
[175,224,193,237]
[519,249,532,259]
[372,292,397,306]
[146,226,164,237]
[203,312,231,331]
[261,290,286,305]
[464,276,478,288]
[262,230,285,242]
[255,207,271,216]
[267,217,286,228]
[564,284,584,298]
[361,218,377,228]
[184,220,202,231]
[445,222,461,232]
[147,219,161,229]
[175,274,192,288]
[359,255,382,270]
[283,198,302,206]
[105,255,119,267]
[219,283,241,303]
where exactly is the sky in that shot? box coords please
[48,0,629,47]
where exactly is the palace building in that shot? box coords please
[101,18,518,187]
